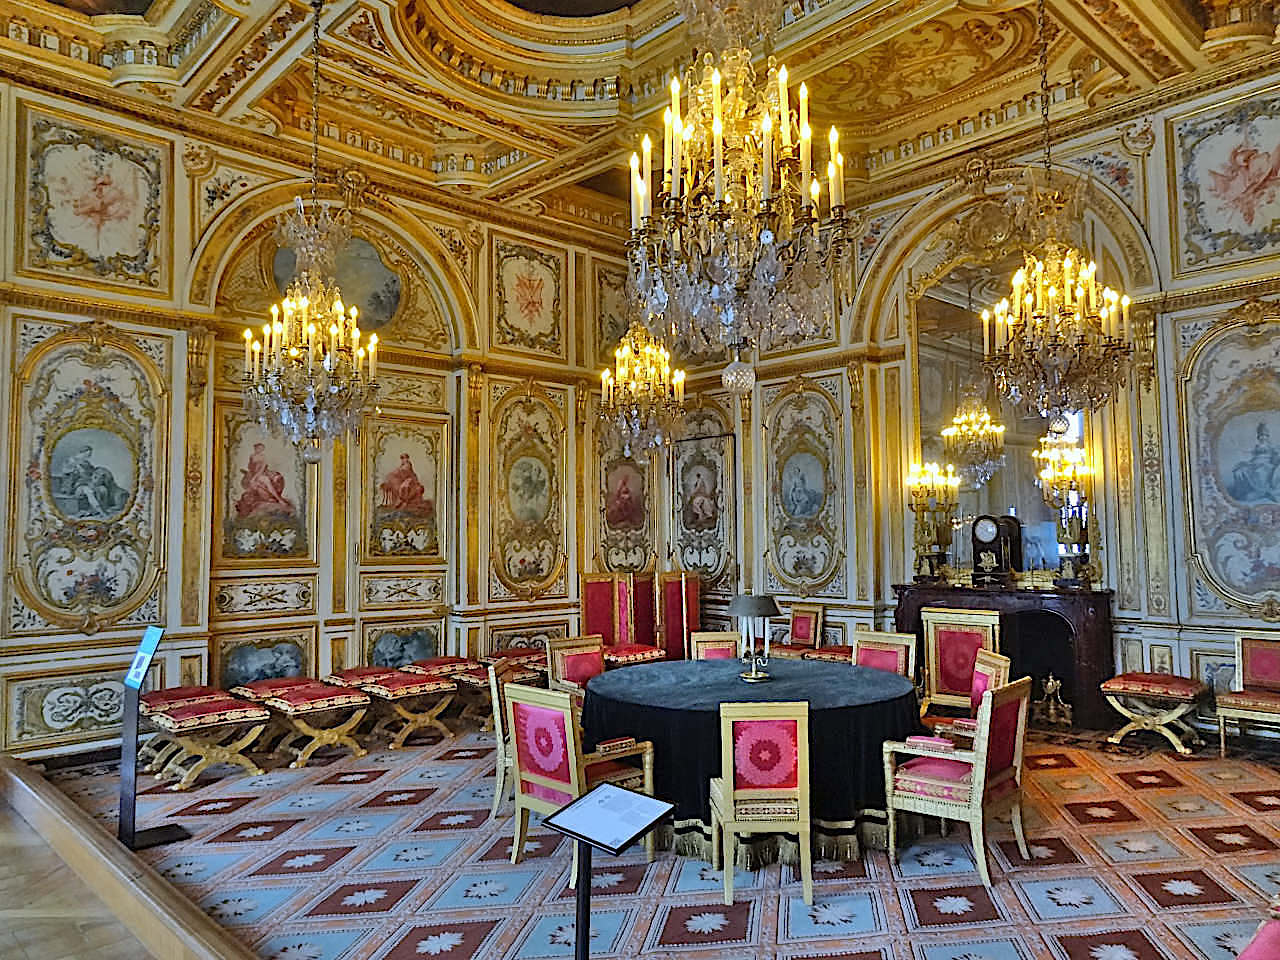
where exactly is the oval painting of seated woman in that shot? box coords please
[780,451,825,520]
[48,427,136,522]
[508,455,552,525]
[273,236,402,331]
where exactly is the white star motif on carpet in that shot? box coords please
[384,793,416,803]
[808,902,857,926]
[237,825,273,837]
[1116,838,1159,853]
[1136,775,1163,784]
[1254,795,1280,805]
[591,872,625,888]
[197,800,235,811]
[282,854,326,869]
[914,850,955,867]
[271,942,324,960]
[932,895,974,915]
[164,860,205,878]
[1028,844,1055,859]
[1213,832,1250,846]
[288,796,325,808]
[341,887,387,906]
[337,774,367,782]
[335,820,374,833]
[685,912,729,934]
[548,923,596,945]
[440,814,474,826]
[394,847,436,863]
[1161,879,1203,896]
[1046,885,1094,908]
[1170,800,1203,812]
[207,896,256,918]
[1059,779,1088,790]
[1084,806,1117,819]
[416,931,464,955]
[463,879,508,899]
[1088,945,1139,960]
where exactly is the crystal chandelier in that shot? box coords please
[626,32,853,370]
[980,0,1135,419]
[600,320,687,457]
[242,0,377,463]
[941,383,1006,489]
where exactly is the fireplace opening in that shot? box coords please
[1002,610,1077,718]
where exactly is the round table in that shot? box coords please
[581,658,920,862]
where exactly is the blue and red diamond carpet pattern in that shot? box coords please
[43,729,1280,960]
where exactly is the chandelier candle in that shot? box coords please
[627,50,853,359]
[599,321,687,456]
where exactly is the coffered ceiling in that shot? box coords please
[1,0,1273,234]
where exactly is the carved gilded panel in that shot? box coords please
[596,432,653,573]
[491,233,566,359]
[592,259,627,367]
[210,625,316,689]
[360,572,445,610]
[361,414,448,565]
[671,403,736,590]
[488,381,566,600]
[9,320,169,634]
[211,575,316,620]
[1179,308,1280,619]
[763,376,847,597]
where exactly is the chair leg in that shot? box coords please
[642,748,655,863]
[490,755,506,821]
[970,816,991,888]
[887,808,899,865]
[1010,798,1029,861]
[1219,715,1227,758]
[939,817,949,837]
[710,812,722,871]
[511,805,530,865]
[798,828,813,906]
[723,828,735,905]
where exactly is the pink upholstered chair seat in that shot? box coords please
[1217,689,1280,712]
[802,645,854,663]
[360,672,456,700]
[324,666,401,687]
[229,677,316,701]
[702,646,736,660]
[262,683,370,714]
[139,685,224,715]
[149,697,270,732]
[404,656,478,678]
[894,755,1018,804]
[1101,672,1208,701]
[603,643,664,665]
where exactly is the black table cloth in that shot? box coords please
[581,658,920,858]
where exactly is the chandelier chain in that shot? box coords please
[310,0,322,204]
[1038,0,1050,174]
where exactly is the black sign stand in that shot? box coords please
[118,627,191,851]
[544,783,673,960]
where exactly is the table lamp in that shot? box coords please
[728,593,781,683]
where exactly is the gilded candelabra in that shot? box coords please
[1033,418,1093,587]
[906,462,961,582]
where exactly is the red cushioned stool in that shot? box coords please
[228,676,320,752]
[1101,672,1208,755]
[802,645,855,663]
[403,656,478,678]
[324,666,401,687]
[146,697,271,790]
[356,671,459,749]
[262,682,371,768]
[453,663,540,731]
[602,643,665,667]
[138,685,227,771]
[480,648,548,673]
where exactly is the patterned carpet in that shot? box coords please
[39,725,1280,960]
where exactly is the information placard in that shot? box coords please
[124,625,164,690]
[544,783,673,857]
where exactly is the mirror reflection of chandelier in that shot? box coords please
[941,382,1006,489]
[980,0,1135,419]
[1033,416,1094,585]
[242,0,377,463]
[626,0,852,387]
[600,320,687,457]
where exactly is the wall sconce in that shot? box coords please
[906,462,960,582]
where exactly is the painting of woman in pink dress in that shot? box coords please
[234,443,296,518]
[379,453,434,517]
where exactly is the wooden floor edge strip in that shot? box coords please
[0,754,257,960]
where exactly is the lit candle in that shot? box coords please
[329,322,338,361]
[713,117,724,202]
[778,66,791,148]
[809,177,820,232]
[761,113,773,201]
[243,329,252,375]
[272,321,283,363]
[356,346,366,379]
[662,109,672,194]
[827,159,835,214]
[352,325,360,353]
[799,81,808,138]
[629,152,640,230]
[836,152,845,209]
[641,134,653,217]
[307,323,316,370]
[800,120,812,208]
[1121,295,1131,339]
[601,369,609,401]
[368,333,378,380]
[982,309,991,355]
[251,340,261,380]
[261,323,272,362]
[670,78,682,199]
[828,127,840,206]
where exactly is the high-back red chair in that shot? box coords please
[1218,631,1280,756]
[691,631,740,660]
[920,606,1001,719]
[772,602,823,659]
[851,630,917,677]
[658,570,701,659]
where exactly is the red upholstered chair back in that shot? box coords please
[852,631,917,678]
[787,603,823,649]
[1238,633,1280,692]
[691,631,740,660]
[720,702,809,815]
[631,573,658,648]
[971,649,1012,715]
[972,677,1031,791]
[922,607,1000,709]
[614,577,633,647]
[547,635,606,693]
[581,574,618,647]
[506,684,583,809]
[659,571,701,659]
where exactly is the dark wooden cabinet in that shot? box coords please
[893,583,1116,729]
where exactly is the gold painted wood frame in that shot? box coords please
[488,379,567,600]
[8,318,170,634]
[489,231,568,361]
[209,624,317,691]
[210,399,318,569]
[670,400,737,592]
[360,413,449,565]
[921,606,1001,711]
[595,431,656,573]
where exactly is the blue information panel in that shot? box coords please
[124,625,164,690]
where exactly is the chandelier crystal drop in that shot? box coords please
[627,46,853,365]
[242,0,377,462]
[940,383,1006,489]
[980,0,1135,419]
[600,320,688,457]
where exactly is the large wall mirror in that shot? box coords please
[913,259,1066,570]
